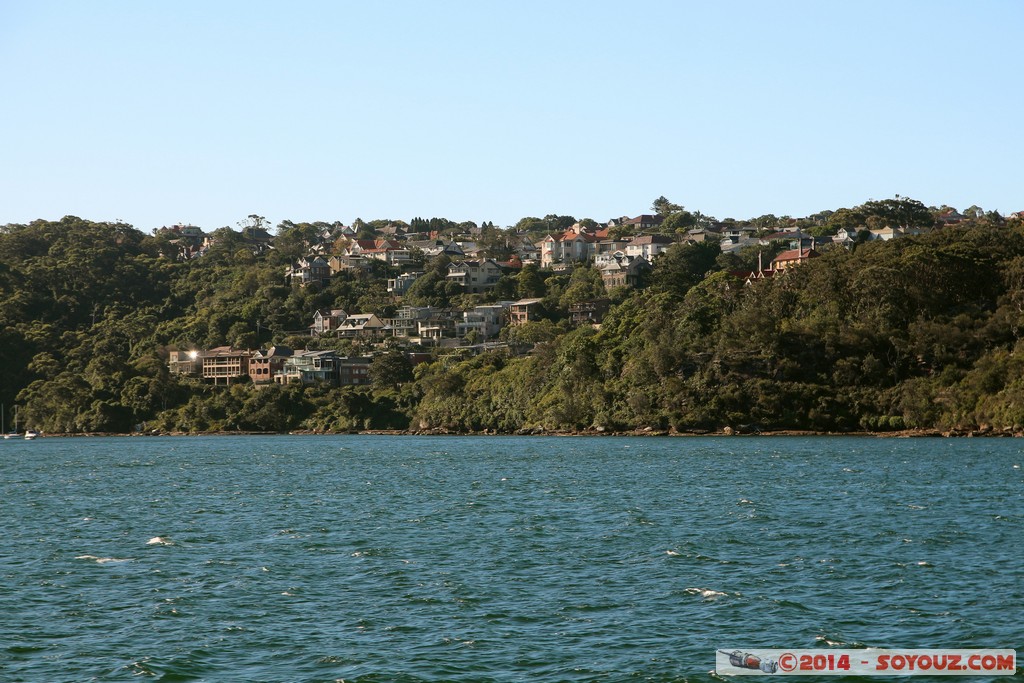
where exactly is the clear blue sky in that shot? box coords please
[2,1,1021,231]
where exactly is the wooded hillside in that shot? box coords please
[3,208,1023,435]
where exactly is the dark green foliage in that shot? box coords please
[370,351,414,390]
[5,211,1024,435]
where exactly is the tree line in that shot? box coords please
[2,207,1023,435]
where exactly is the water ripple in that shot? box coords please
[0,435,1019,681]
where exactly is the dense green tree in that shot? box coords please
[370,351,414,390]
[660,211,697,234]
[650,241,722,299]
[515,263,546,299]
[651,196,683,216]
[558,266,606,310]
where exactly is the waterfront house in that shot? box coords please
[199,346,254,385]
[249,346,295,383]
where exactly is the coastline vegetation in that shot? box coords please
[2,205,1023,436]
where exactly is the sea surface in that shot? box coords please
[0,435,1020,682]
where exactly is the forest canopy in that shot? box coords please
[2,205,1023,436]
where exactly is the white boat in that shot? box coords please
[2,405,18,440]
[24,429,38,440]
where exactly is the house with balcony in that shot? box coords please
[446,259,503,294]
[311,309,348,336]
[248,346,295,383]
[509,298,544,325]
[387,272,422,297]
[598,255,650,291]
[624,234,675,261]
[327,254,372,274]
[278,350,340,385]
[416,308,461,344]
[286,256,331,286]
[389,306,436,339]
[347,238,411,265]
[199,346,254,385]
[570,298,611,326]
[335,313,388,339]
[456,303,512,341]
[538,230,598,268]
[338,356,372,386]
[406,239,464,258]
[168,349,201,376]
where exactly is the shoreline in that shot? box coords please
[18,427,1022,439]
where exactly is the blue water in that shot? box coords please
[0,436,1020,682]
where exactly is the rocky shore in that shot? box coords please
[29,426,1024,438]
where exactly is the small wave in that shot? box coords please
[146,536,172,546]
[816,635,865,647]
[693,553,736,564]
[75,555,132,564]
[665,550,681,556]
[771,598,812,612]
[685,587,729,600]
[916,561,934,567]
[738,498,754,505]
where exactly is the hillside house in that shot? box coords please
[538,230,598,268]
[387,272,422,296]
[570,298,611,325]
[335,313,387,339]
[509,298,544,325]
[278,350,341,385]
[624,234,675,261]
[599,255,650,291]
[168,349,201,376]
[249,346,295,383]
[416,308,461,344]
[199,346,254,385]
[619,214,664,232]
[446,259,503,294]
[311,309,348,336]
[456,304,511,341]
[389,306,436,339]
[328,254,372,274]
[337,356,372,386]
[286,256,331,286]
[771,248,820,271]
